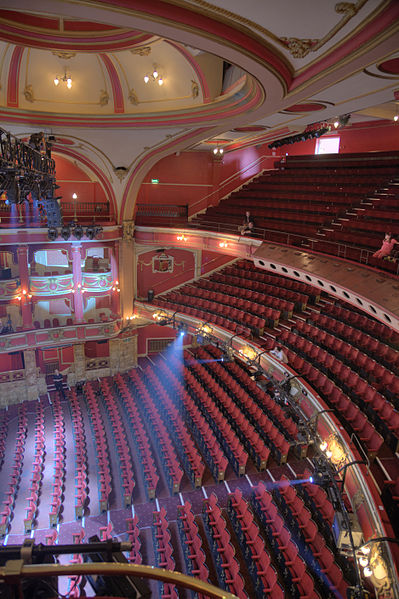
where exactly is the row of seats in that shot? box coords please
[294,319,399,405]
[224,260,320,301]
[202,493,248,598]
[154,299,253,339]
[194,346,294,465]
[227,487,284,598]
[204,344,300,442]
[99,378,136,507]
[113,373,159,499]
[83,383,112,512]
[280,335,386,456]
[156,357,229,482]
[0,414,7,470]
[139,366,205,488]
[273,476,350,597]
[251,482,321,599]
[308,312,399,375]
[68,389,88,522]
[24,402,45,533]
[197,278,293,320]
[153,507,179,599]
[184,365,249,475]
[322,302,399,347]
[50,395,66,526]
[189,354,271,470]
[127,369,183,494]
[126,515,142,564]
[177,501,209,585]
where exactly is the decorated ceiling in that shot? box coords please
[0,0,398,220]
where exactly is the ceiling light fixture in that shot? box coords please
[54,70,72,89]
[144,65,164,85]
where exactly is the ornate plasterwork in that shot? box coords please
[128,88,139,105]
[189,0,368,59]
[130,46,152,56]
[51,51,76,60]
[122,220,135,242]
[23,84,34,103]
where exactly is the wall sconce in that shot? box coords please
[238,345,258,362]
[144,65,164,86]
[112,280,120,293]
[152,309,168,322]
[356,542,391,590]
[177,234,188,241]
[319,433,347,467]
[54,70,72,89]
[219,241,228,248]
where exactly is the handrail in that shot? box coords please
[185,219,399,276]
[0,562,239,599]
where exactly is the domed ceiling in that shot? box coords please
[0,0,397,222]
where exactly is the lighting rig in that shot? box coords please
[48,222,103,242]
[0,127,61,227]
[268,115,351,149]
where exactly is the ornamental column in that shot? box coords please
[119,221,135,319]
[110,243,120,317]
[17,245,33,329]
[71,245,84,324]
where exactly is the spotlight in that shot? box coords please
[86,225,95,240]
[48,227,58,241]
[177,322,188,336]
[61,225,71,241]
[73,225,84,240]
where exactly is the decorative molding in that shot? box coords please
[191,79,199,98]
[99,89,109,106]
[280,38,318,59]
[130,46,151,56]
[128,88,139,105]
[113,166,129,182]
[51,51,76,60]
[23,84,34,103]
[280,0,367,58]
[122,220,135,241]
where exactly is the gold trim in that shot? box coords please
[285,18,399,97]
[363,67,399,80]
[96,54,108,94]
[280,0,368,58]
[0,562,240,599]
[130,46,152,56]
[56,0,290,93]
[52,50,76,60]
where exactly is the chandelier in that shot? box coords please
[54,70,72,89]
[144,65,164,86]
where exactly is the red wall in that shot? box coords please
[137,121,399,218]
[136,146,278,216]
[0,352,23,372]
[137,324,176,355]
[201,250,233,275]
[137,248,195,298]
[54,154,110,214]
[36,346,74,372]
[85,340,109,358]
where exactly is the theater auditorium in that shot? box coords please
[0,1,398,598]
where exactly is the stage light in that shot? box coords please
[73,225,84,240]
[86,225,95,240]
[61,225,71,240]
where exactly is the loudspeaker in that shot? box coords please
[147,289,154,303]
